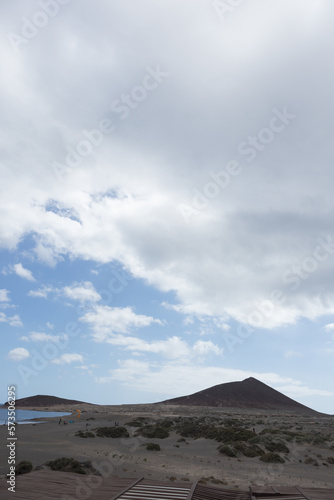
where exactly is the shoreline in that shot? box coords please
[0,408,72,426]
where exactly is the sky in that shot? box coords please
[1,0,334,414]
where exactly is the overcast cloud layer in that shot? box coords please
[1,0,334,411]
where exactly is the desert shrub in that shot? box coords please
[135,424,169,439]
[223,418,243,427]
[125,417,148,427]
[311,435,328,446]
[16,460,33,475]
[203,426,223,440]
[199,476,227,485]
[216,427,255,443]
[248,435,262,444]
[75,431,95,438]
[174,416,193,424]
[217,445,237,457]
[260,428,282,436]
[46,457,86,474]
[260,453,285,464]
[304,457,319,466]
[79,460,101,475]
[176,422,255,443]
[175,421,203,439]
[265,441,289,454]
[260,428,322,444]
[145,443,161,451]
[234,442,265,458]
[159,418,174,428]
[210,478,228,485]
[96,426,129,438]
[295,434,315,444]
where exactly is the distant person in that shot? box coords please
[59,418,62,425]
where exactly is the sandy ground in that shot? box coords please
[1,404,334,489]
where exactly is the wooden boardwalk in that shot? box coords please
[0,471,334,499]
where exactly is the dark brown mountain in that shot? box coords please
[160,377,322,414]
[3,395,92,407]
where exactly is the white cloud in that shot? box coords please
[12,263,36,282]
[284,350,303,358]
[8,347,30,361]
[0,289,10,302]
[95,376,114,384]
[27,332,68,343]
[28,282,101,305]
[28,285,53,299]
[96,359,150,384]
[324,323,334,332]
[52,353,84,364]
[0,0,334,335]
[106,334,191,359]
[80,305,162,341]
[0,312,22,327]
[193,340,223,356]
[76,364,97,370]
[275,384,334,398]
[63,281,101,303]
[215,321,231,332]
[9,316,21,328]
[46,322,54,329]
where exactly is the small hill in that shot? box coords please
[3,395,92,407]
[160,377,321,414]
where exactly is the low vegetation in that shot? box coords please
[304,457,319,466]
[76,415,332,469]
[45,457,87,474]
[95,426,129,438]
[175,420,255,443]
[16,460,33,475]
[260,453,285,464]
[199,476,228,485]
[145,443,161,451]
[135,424,170,439]
[75,430,95,438]
[234,442,264,458]
[217,445,237,457]
[125,417,148,427]
[265,441,290,454]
